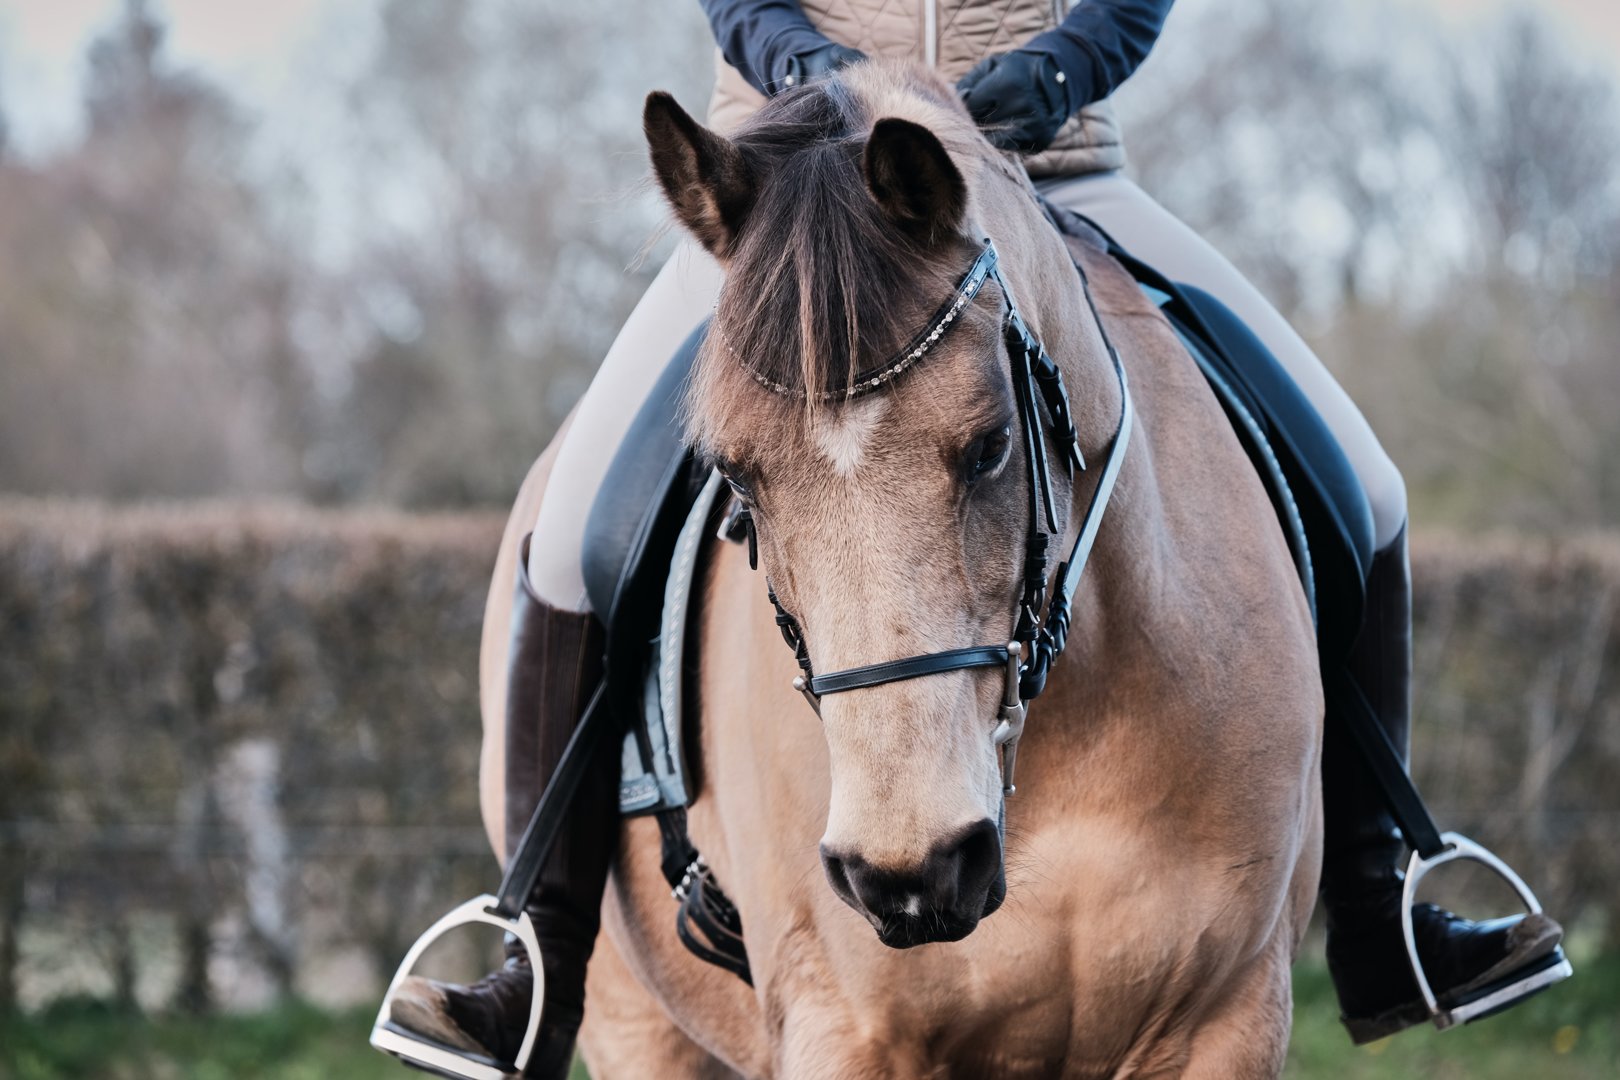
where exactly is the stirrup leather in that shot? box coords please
[1400,833,1573,1031]
[370,896,544,1079]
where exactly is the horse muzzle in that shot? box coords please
[820,818,1006,948]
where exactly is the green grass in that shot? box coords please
[2,958,1613,1079]
[1286,953,1619,1078]
[0,999,425,1080]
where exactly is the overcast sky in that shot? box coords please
[2,0,1618,158]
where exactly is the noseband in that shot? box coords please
[742,238,1134,794]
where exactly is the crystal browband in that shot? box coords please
[729,241,999,401]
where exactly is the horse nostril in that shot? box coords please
[819,820,1003,946]
[943,818,1003,912]
[819,845,858,908]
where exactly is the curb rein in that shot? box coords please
[739,238,1136,795]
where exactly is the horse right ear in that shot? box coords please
[644,91,755,260]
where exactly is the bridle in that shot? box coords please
[737,237,1135,795]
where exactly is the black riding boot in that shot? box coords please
[1321,523,1563,1044]
[391,535,616,1077]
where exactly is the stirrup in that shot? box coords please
[1400,832,1573,1031]
[370,895,545,1079]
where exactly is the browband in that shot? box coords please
[740,242,1000,401]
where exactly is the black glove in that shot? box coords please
[956,49,1075,153]
[780,42,866,90]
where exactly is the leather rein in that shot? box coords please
[742,237,1136,794]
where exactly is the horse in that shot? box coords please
[480,61,1323,1078]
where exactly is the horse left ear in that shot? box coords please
[862,118,966,245]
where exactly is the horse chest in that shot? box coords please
[733,819,1263,1077]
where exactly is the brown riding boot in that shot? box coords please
[390,535,616,1077]
[1320,523,1564,1043]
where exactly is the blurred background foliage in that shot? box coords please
[0,0,712,506]
[0,0,1615,526]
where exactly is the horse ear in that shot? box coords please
[644,91,755,260]
[862,117,966,244]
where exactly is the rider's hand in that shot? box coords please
[956,49,1075,154]
[781,42,867,90]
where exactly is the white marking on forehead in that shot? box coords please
[811,398,888,477]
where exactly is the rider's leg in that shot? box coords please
[1041,171,1561,1040]
[392,241,723,1077]
[1319,524,1561,1041]
[528,243,726,611]
[1038,171,1406,547]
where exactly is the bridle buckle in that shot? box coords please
[791,674,821,715]
[992,641,1026,794]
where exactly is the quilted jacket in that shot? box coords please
[705,0,1126,178]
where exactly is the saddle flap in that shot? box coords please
[616,470,727,816]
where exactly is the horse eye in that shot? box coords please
[963,425,1011,484]
[715,461,755,503]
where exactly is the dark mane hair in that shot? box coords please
[708,76,976,410]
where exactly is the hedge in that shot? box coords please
[0,500,1615,1011]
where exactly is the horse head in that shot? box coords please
[644,61,1112,949]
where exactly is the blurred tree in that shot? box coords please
[1445,10,1620,280]
[0,0,312,500]
[0,0,1613,530]
[1321,9,1620,532]
[1116,0,1620,532]
[301,0,710,505]
[0,55,9,160]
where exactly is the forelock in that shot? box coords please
[690,62,986,445]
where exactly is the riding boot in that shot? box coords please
[390,534,615,1077]
[1320,523,1563,1044]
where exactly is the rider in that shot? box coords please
[397,0,1564,1070]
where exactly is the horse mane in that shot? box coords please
[697,63,986,431]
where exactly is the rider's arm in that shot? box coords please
[1029,0,1175,108]
[698,0,828,96]
[957,0,1175,152]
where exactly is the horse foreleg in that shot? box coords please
[1173,931,1296,1080]
[578,898,743,1080]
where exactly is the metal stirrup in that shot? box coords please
[1327,668,1573,1030]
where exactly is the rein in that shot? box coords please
[748,238,1135,794]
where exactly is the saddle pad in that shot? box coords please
[581,322,707,739]
[616,470,725,815]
